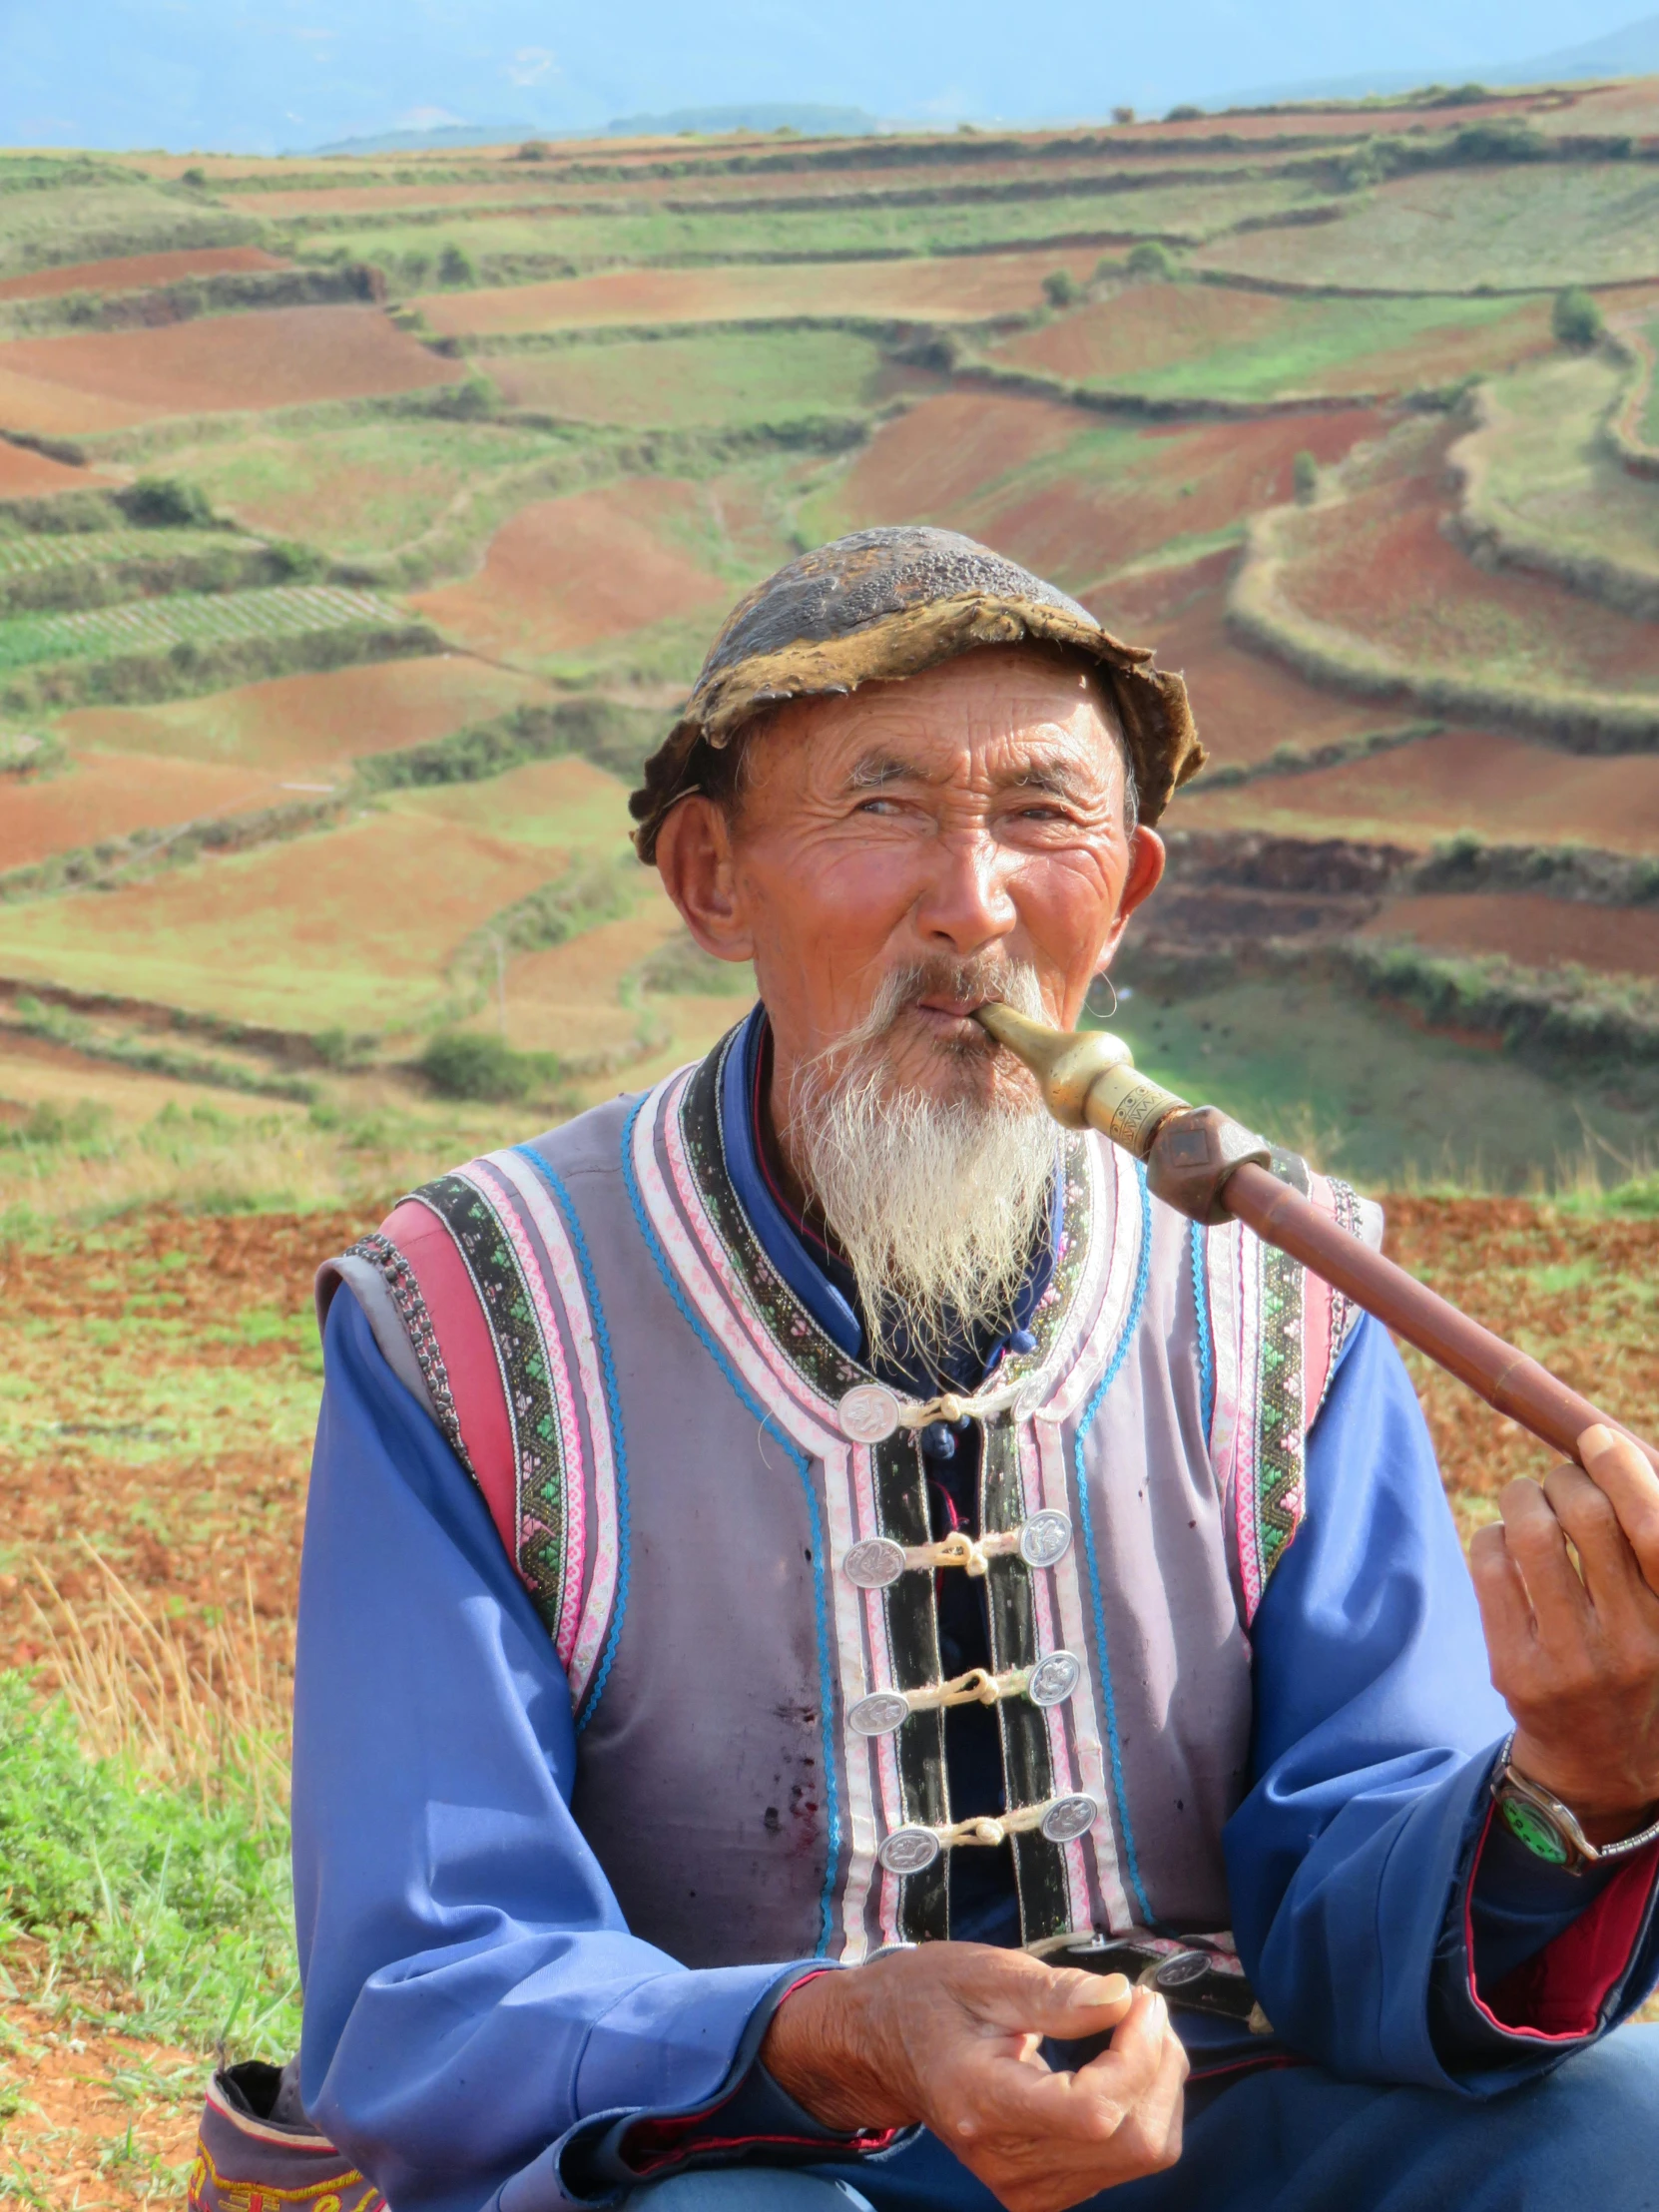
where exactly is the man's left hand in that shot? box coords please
[1471,1423,1659,1842]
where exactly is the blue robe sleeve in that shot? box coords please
[1226,1314,1659,2093]
[291,1293,868,2212]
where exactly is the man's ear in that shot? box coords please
[1096,826,1165,969]
[653,796,757,964]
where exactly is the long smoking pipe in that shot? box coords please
[974,1002,1658,1475]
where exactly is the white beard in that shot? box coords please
[787,961,1060,1378]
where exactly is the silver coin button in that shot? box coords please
[1027,1651,1082,1708]
[1040,1794,1100,1844]
[1019,1510,1073,1568]
[842,1537,906,1589]
[838,1383,900,1443]
[848,1690,911,1737]
[877,1825,941,1875]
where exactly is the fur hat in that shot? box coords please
[629,525,1204,860]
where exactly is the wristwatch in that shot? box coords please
[1492,1736,1659,1873]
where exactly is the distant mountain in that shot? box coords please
[595,103,883,138]
[306,103,885,159]
[1507,10,1659,81]
[307,122,542,157]
[1209,10,1659,106]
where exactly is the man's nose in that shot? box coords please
[910,830,1017,955]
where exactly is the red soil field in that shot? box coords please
[1097,568,1390,767]
[1183,728,1659,850]
[0,304,465,434]
[0,750,289,872]
[831,393,1383,593]
[1175,729,1659,855]
[1363,891,1659,980]
[1281,424,1659,695]
[410,478,731,655]
[415,248,1105,337]
[996,286,1552,396]
[998,285,1286,381]
[1528,78,1659,139]
[61,654,544,776]
[0,245,283,303]
[0,433,106,498]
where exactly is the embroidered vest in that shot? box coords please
[317,1028,1372,1968]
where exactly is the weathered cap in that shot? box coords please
[629,525,1204,860]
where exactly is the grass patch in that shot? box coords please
[487,325,892,430]
[1110,961,1658,1191]
[0,1674,296,2056]
[147,415,577,563]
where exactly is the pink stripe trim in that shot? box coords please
[384,1200,518,1568]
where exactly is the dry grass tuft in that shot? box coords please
[25,1543,290,1821]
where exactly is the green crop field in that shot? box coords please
[487,325,895,427]
[0,582,404,672]
[0,525,242,577]
[1197,163,1659,292]
[289,174,1334,276]
[138,414,581,559]
[0,166,259,279]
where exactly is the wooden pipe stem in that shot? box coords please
[1221,1162,1659,1474]
[970,999,1657,1474]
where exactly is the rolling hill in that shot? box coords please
[3,82,1658,1203]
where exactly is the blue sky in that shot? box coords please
[0,0,1652,153]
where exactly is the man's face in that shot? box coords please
[658,644,1165,1106]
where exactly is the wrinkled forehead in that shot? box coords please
[755,646,1125,790]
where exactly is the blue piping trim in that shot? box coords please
[1073,1161,1157,1928]
[617,1095,842,1957]
[1190,1219,1216,1443]
[514,1144,633,1736]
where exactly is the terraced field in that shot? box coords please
[3,82,1659,1201]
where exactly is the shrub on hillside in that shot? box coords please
[1292,450,1319,504]
[1165,104,1203,122]
[120,475,215,528]
[1448,121,1546,164]
[418,1029,562,1103]
[1552,286,1604,351]
[1042,270,1080,309]
[1126,240,1178,281]
[436,242,478,286]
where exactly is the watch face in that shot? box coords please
[1500,1792,1572,1867]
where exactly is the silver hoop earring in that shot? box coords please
[1086,975,1118,1022]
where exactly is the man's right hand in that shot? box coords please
[761,1943,1188,2212]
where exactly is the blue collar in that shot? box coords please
[719,1003,1058,1392]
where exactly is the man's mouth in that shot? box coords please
[907,994,1001,1048]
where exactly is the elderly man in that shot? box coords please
[198,530,1659,2212]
